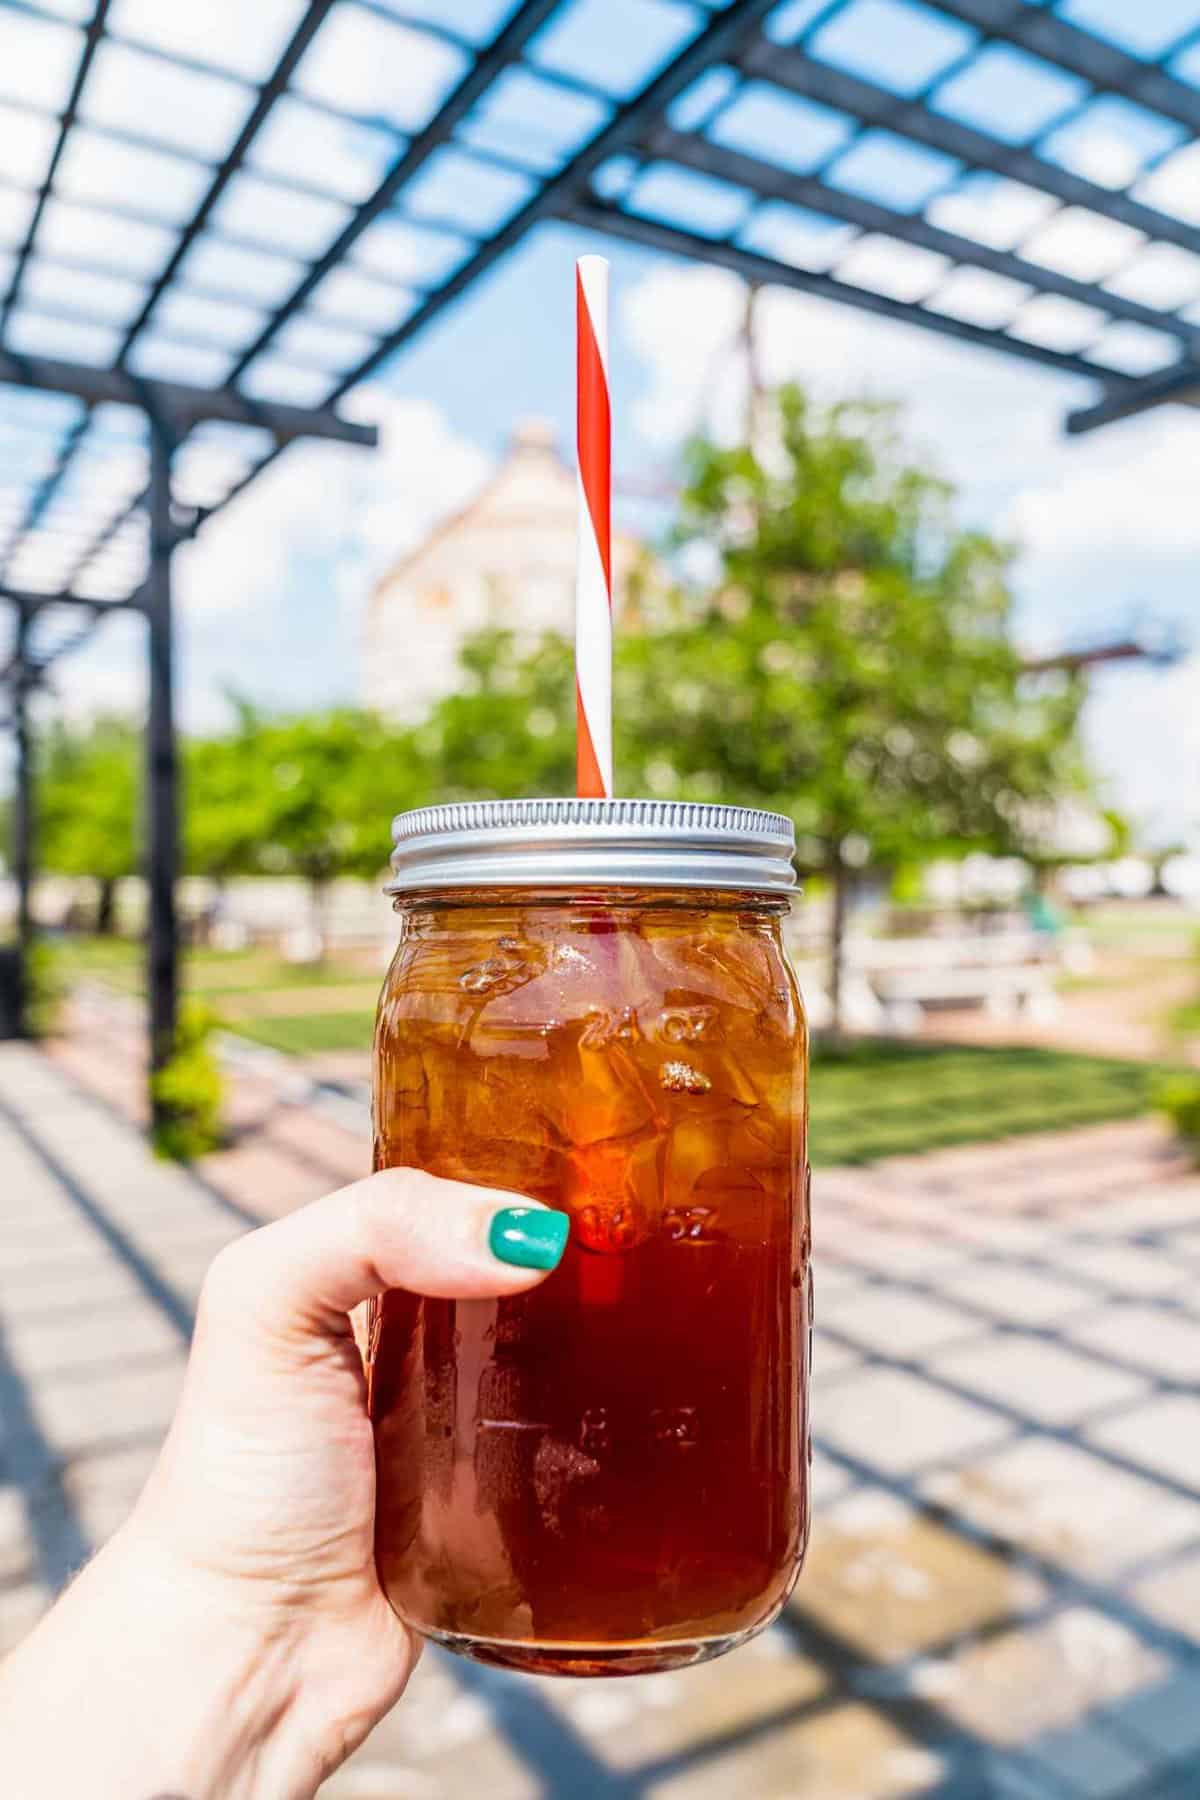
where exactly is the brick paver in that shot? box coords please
[1,1034,1198,1798]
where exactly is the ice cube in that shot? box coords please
[665,1107,789,1236]
[563,1131,663,1254]
[424,1134,567,1201]
[534,1435,601,1535]
[374,1038,427,1102]
[410,1042,567,1200]
[636,918,782,1017]
[554,1028,662,1144]
[459,937,545,998]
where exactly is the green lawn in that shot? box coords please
[1171,998,1200,1040]
[228,1011,378,1056]
[809,1041,1163,1164]
[1071,903,1196,953]
[53,935,376,998]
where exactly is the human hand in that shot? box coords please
[0,1170,569,1800]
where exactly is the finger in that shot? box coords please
[201,1168,570,1335]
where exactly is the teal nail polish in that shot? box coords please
[489,1206,570,1271]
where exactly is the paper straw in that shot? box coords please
[575,254,613,799]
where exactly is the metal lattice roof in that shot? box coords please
[4,0,1200,681]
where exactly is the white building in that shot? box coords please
[362,418,641,721]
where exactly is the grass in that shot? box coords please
[1071,904,1196,952]
[53,934,377,999]
[809,1040,1167,1165]
[228,1011,377,1056]
[1170,999,1200,1040]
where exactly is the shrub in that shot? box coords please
[150,1002,225,1162]
[1153,1074,1200,1161]
[24,940,65,1039]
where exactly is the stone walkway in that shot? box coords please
[1,1037,1199,1798]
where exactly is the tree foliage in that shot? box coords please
[413,629,576,800]
[625,389,1087,852]
[36,715,140,929]
[184,703,424,893]
[615,388,1092,1027]
[29,704,427,933]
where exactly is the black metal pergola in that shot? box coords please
[0,361,374,1095]
[3,0,1198,1116]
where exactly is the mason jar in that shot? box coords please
[368,798,810,1677]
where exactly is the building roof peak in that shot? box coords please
[510,416,559,455]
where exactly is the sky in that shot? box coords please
[2,0,1198,845]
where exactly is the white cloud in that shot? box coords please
[25,609,147,727]
[7,396,491,740]
[290,8,466,131]
[625,264,747,448]
[1003,408,1200,558]
[105,0,303,83]
[173,390,490,621]
[1084,656,1200,847]
[1059,129,1141,192]
[622,260,1083,505]
[1135,143,1200,228]
[351,392,493,577]
[40,656,144,724]
[177,393,488,721]
[173,442,357,621]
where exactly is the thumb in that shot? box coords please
[198,1168,571,1341]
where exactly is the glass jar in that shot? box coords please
[369,799,810,1677]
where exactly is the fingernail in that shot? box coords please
[489,1206,570,1271]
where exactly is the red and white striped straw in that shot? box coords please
[575,254,612,799]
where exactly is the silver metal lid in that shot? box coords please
[386,798,797,895]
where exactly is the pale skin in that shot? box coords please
[0,1169,563,1800]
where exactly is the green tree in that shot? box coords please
[619,387,1092,1033]
[185,706,427,943]
[417,628,576,799]
[183,700,267,886]
[36,715,139,932]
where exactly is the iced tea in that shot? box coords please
[369,890,810,1676]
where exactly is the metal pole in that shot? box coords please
[145,417,179,1117]
[11,609,34,1038]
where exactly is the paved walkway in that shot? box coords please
[1,1038,1199,1798]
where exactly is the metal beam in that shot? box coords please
[119,0,339,355]
[0,351,377,444]
[144,418,178,1112]
[0,0,111,334]
[1066,365,1200,434]
[330,0,783,401]
[229,0,566,381]
[0,416,91,589]
[1,2,344,582]
[651,125,1200,349]
[0,0,114,587]
[1022,639,1163,674]
[931,0,1200,138]
[564,197,1121,386]
[0,587,143,615]
[744,38,1200,259]
[0,594,138,698]
[9,609,34,1038]
[70,0,784,588]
